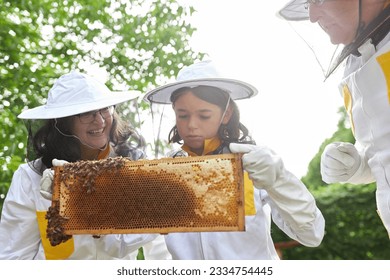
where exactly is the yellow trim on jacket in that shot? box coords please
[376,51,390,103]
[36,211,74,260]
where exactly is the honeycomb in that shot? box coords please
[47,154,244,246]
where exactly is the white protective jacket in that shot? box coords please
[339,33,390,237]
[0,157,170,260]
[164,144,325,259]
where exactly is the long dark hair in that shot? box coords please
[168,86,255,146]
[28,109,145,174]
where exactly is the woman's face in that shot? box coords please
[71,107,113,151]
[173,91,226,155]
[308,0,384,45]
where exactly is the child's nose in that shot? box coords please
[187,117,198,129]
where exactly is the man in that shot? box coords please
[278,0,390,237]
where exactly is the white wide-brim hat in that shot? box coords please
[18,71,141,119]
[278,0,309,21]
[143,60,258,104]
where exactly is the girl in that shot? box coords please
[144,60,325,259]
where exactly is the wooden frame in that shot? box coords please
[47,154,245,246]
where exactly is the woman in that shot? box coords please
[0,71,169,259]
[279,0,390,237]
[144,60,325,259]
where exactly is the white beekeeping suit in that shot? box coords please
[279,0,390,237]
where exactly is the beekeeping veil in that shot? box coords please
[278,0,390,79]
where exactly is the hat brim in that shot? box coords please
[144,78,258,104]
[18,90,141,119]
[278,0,309,21]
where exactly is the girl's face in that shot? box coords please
[308,0,384,45]
[71,107,113,152]
[173,91,229,155]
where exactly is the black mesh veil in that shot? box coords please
[25,119,48,175]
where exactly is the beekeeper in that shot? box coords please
[279,0,390,237]
[0,71,170,259]
[143,60,325,259]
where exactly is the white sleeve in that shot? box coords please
[262,170,325,247]
[0,167,42,259]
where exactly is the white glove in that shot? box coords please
[229,143,324,246]
[229,143,283,188]
[40,159,68,200]
[321,142,361,184]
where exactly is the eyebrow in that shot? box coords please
[176,108,213,113]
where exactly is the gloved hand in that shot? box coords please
[321,142,361,184]
[229,143,283,188]
[229,143,325,247]
[40,159,69,200]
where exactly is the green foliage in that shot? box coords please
[0,154,22,212]
[0,0,204,212]
[137,247,145,260]
[273,183,390,259]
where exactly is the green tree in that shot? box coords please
[0,0,204,212]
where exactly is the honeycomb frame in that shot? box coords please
[47,154,245,245]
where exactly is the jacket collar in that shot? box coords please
[97,144,111,159]
[182,137,222,156]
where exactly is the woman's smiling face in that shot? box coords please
[71,108,113,150]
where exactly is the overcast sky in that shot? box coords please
[183,0,345,177]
